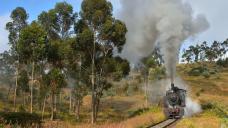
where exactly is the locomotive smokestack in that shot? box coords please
[171,83,174,88]
[171,83,176,91]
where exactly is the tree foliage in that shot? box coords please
[182,40,227,63]
[3,0,130,123]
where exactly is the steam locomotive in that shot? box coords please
[163,83,186,118]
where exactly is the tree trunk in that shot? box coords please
[76,99,80,120]
[72,101,75,112]
[58,92,61,112]
[23,92,26,107]
[69,92,72,113]
[91,31,96,124]
[30,61,35,113]
[94,97,100,119]
[42,96,46,120]
[50,93,54,120]
[144,75,148,108]
[7,84,12,101]
[13,67,18,112]
[54,94,57,118]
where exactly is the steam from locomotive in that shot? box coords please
[119,0,209,83]
[118,0,209,117]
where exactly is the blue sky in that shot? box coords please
[0,0,83,52]
[0,0,228,55]
[0,0,82,21]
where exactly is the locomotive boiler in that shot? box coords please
[163,83,186,118]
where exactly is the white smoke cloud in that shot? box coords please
[185,97,202,117]
[118,0,209,81]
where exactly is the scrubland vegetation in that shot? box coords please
[0,0,227,127]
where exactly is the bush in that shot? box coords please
[199,88,205,92]
[0,112,42,128]
[202,103,228,118]
[188,66,207,76]
[188,69,201,76]
[128,108,149,118]
[188,66,215,78]
[202,71,210,78]
[209,71,216,74]
[196,92,200,97]
[202,103,214,110]
[217,58,228,67]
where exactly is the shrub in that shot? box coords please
[199,88,205,92]
[201,103,214,110]
[0,112,42,128]
[217,58,228,67]
[202,71,210,78]
[188,69,201,76]
[128,108,149,118]
[196,92,200,97]
[188,66,210,76]
[209,71,216,74]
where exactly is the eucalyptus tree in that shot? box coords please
[221,39,228,58]
[140,48,162,107]
[182,49,193,63]
[203,41,220,62]
[190,44,202,62]
[38,2,77,118]
[38,2,77,40]
[200,41,209,62]
[77,0,128,123]
[5,7,28,111]
[43,68,67,120]
[17,22,47,113]
[63,38,88,119]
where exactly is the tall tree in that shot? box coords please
[204,41,220,62]
[141,48,162,107]
[78,0,128,123]
[38,3,77,117]
[63,38,88,119]
[221,39,228,58]
[5,7,28,111]
[189,44,201,62]
[182,49,193,63]
[44,68,67,120]
[17,22,47,113]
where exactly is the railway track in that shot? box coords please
[147,119,179,128]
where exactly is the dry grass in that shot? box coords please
[176,64,228,128]
[176,116,220,128]
[43,110,165,128]
[41,95,165,128]
[41,65,228,128]
[178,66,228,109]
